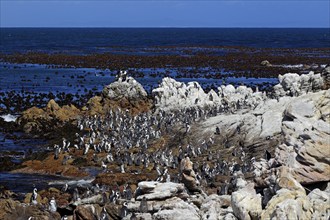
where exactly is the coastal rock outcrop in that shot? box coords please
[152,77,265,111]
[103,76,148,101]
[17,99,80,134]
[198,89,330,186]
[273,71,324,97]
[85,76,151,115]
[274,89,330,184]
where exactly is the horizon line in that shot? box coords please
[1,26,329,29]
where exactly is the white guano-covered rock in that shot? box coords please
[136,181,186,201]
[103,76,147,101]
[152,77,266,111]
[274,71,324,97]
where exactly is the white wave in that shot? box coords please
[0,114,18,122]
[281,64,304,68]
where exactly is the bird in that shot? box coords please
[61,183,68,192]
[139,196,148,213]
[265,149,272,161]
[123,184,133,200]
[215,126,220,135]
[185,123,191,134]
[109,190,118,204]
[73,187,80,202]
[54,145,60,160]
[120,202,129,218]
[30,188,38,205]
[49,197,57,212]
[120,164,125,173]
[100,207,110,220]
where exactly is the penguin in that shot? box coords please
[265,149,272,161]
[139,196,148,213]
[100,207,110,220]
[30,188,38,205]
[49,197,57,213]
[215,126,220,135]
[120,202,129,218]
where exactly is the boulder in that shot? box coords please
[152,197,200,220]
[200,194,236,220]
[308,183,330,220]
[74,204,101,220]
[261,167,313,220]
[180,157,200,192]
[136,181,186,201]
[231,183,262,220]
[261,60,272,67]
[127,196,199,219]
[85,77,152,115]
[103,76,147,101]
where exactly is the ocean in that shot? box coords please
[1,28,329,54]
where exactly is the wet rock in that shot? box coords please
[13,153,88,178]
[231,182,262,220]
[180,157,201,192]
[93,173,154,188]
[17,99,80,134]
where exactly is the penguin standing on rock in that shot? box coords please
[140,196,148,213]
[49,197,57,213]
[116,70,127,82]
[30,188,38,205]
[215,126,220,135]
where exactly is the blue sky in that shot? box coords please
[1,1,329,28]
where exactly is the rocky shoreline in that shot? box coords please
[0,66,329,219]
